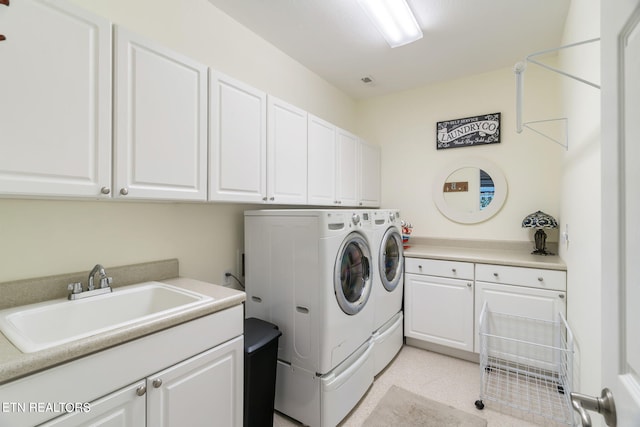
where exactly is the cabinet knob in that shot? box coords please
[467,282,472,288]
[0,0,7,42]
[120,188,129,196]
[559,294,565,299]
[100,186,111,195]
[270,197,275,201]
[262,196,267,201]
[136,385,147,396]
[493,272,499,277]
[152,378,163,388]
[451,268,457,274]
[538,277,544,282]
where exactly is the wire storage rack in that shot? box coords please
[474,302,576,426]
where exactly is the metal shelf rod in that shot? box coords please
[514,38,600,150]
[526,38,601,89]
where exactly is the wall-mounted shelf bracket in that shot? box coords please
[515,38,600,150]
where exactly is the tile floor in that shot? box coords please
[274,345,572,426]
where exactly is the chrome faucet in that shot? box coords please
[88,264,111,290]
[67,264,113,300]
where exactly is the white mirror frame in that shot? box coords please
[432,157,508,224]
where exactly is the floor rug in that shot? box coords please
[363,385,487,427]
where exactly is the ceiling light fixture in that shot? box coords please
[357,0,423,48]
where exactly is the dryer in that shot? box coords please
[244,209,375,427]
[364,209,405,375]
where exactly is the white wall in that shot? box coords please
[356,65,564,242]
[0,0,356,284]
[558,0,602,402]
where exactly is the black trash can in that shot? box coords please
[244,317,282,427]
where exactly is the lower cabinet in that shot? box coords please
[473,263,566,353]
[146,338,241,427]
[40,381,146,426]
[0,306,244,427]
[40,337,242,427]
[404,257,567,356]
[404,258,475,352]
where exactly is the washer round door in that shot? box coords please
[379,228,404,292]
[334,233,373,315]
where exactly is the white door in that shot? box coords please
[146,337,243,427]
[474,282,566,354]
[404,273,474,352]
[39,381,146,427]
[209,71,267,202]
[307,114,337,205]
[267,96,308,204]
[599,0,640,425]
[0,0,112,198]
[114,26,208,201]
[359,140,381,207]
[336,128,359,206]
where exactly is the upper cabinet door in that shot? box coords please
[358,140,381,207]
[114,27,208,201]
[307,115,337,206]
[209,71,267,203]
[336,128,359,206]
[267,96,307,205]
[0,0,112,198]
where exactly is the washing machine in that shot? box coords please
[363,209,405,376]
[244,209,375,427]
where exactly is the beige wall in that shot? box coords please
[558,0,602,402]
[0,199,250,284]
[69,0,357,130]
[356,64,563,242]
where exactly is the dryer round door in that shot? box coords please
[334,233,373,315]
[379,228,403,292]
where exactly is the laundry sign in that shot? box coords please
[436,113,501,149]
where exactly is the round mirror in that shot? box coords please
[433,157,507,224]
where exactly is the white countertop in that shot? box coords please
[403,238,566,271]
[0,278,245,385]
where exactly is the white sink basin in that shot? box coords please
[0,282,213,353]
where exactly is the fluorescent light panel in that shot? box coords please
[358,0,423,48]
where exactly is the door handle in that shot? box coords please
[570,388,616,426]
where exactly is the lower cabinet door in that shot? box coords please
[40,381,146,427]
[474,281,567,353]
[146,336,243,427]
[404,273,474,352]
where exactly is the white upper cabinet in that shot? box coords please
[114,27,208,201]
[308,118,380,207]
[209,71,267,203]
[336,128,359,206]
[267,96,308,204]
[0,0,112,198]
[307,115,337,206]
[358,140,381,207]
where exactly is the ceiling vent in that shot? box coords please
[361,75,376,86]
